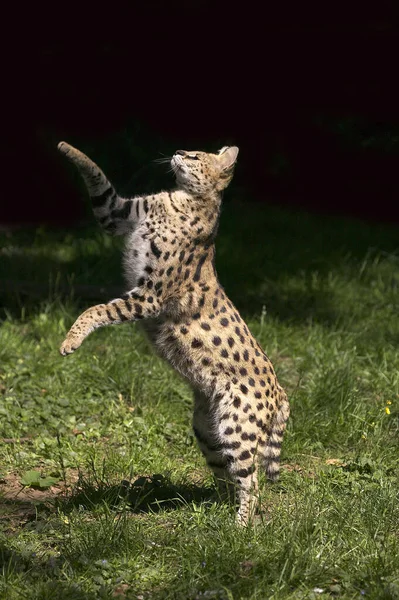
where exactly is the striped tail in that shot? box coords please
[57,141,118,209]
[264,392,290,481]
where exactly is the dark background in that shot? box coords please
[3,4,399,227]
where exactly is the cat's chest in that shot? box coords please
[122,217,180,289]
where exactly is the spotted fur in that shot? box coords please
[58,141,289,524]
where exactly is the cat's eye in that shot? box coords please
[187,154,199,160]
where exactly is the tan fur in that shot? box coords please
[58,142,289,524]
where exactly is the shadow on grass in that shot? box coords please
[60,473,215,515]
[0,541,96,600]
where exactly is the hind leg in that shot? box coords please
[228,461,259,525]
[264,393,290,482]
[208,451,259,523]
[192,390,233,501]
[193,389,260,525]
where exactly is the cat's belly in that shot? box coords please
[123,227,152,289]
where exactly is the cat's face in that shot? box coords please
[171,146,239,194]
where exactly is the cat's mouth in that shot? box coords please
[171,155,185,175]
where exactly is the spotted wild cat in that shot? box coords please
[58,141,289,524]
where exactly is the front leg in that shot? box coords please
[60,290,160,355]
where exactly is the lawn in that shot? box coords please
[0,199,398,599]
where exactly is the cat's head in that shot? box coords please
[171,146,239,195]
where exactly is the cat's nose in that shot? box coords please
[175,150,186,156]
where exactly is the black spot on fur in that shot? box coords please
[193,253,208,282]
[115,305,128,322]
[225,440,241,450]
[91,187,115,208]
[111,199,133,220]
[150,240,161,258]
[191,338,203,349]
[236,465,255,478]
[239,450,251,460]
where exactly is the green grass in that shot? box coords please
[1,200,398,599]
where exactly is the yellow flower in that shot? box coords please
[385,407,391,415]
[386,400,392,405]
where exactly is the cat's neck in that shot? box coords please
[169,187,222,244]
[172,187,222,213]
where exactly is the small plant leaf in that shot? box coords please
[20,470,41,486]
[20,471,59,488]
[38,476,59,488]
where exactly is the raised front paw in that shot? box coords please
[59,336,81,356]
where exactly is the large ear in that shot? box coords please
[218,146,239,170]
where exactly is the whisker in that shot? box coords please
[153,156,172,164]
